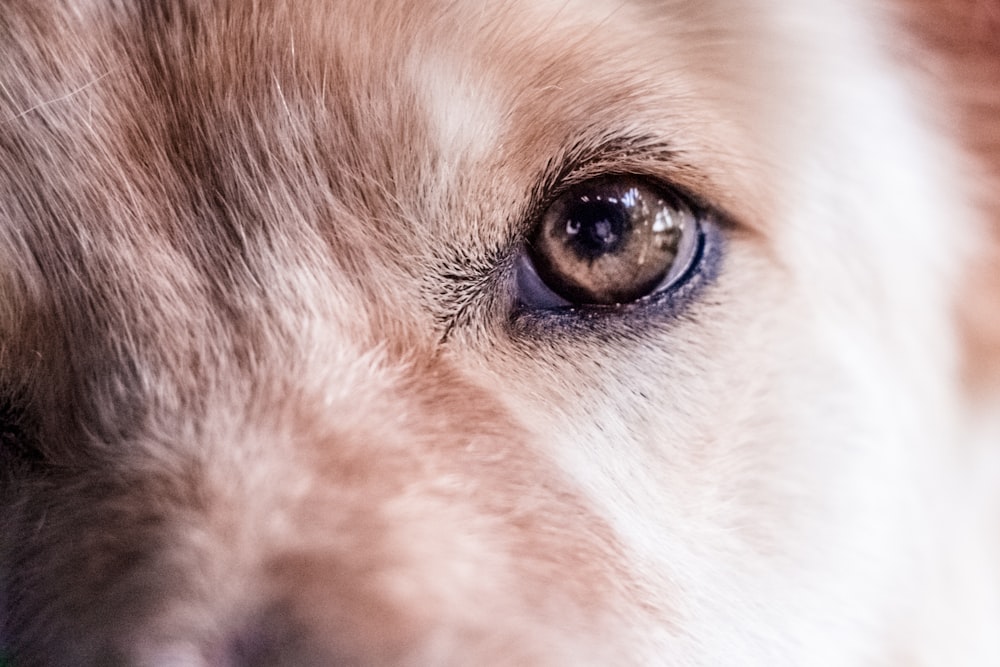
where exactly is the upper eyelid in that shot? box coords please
[533,135,680,199]
[520,135,723,240]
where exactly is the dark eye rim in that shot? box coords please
[512,174,721,316]
[509,213,723,333]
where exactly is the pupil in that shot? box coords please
[565,201,628,258]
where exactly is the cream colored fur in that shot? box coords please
[1,0,998,665]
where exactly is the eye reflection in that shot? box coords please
[525,176,700,305]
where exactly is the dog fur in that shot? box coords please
[1,0,999,664]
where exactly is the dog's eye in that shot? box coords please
[519,177,701,306]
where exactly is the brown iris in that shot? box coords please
[527,177,697,305]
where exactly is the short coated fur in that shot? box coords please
[1,0,999,665]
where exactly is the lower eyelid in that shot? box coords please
[508,217,723,331]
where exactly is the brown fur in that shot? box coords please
[894,0,1000,387]
[2,0,999,665]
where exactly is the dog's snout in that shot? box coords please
[4,355,628,666]
[141,643,212,667]
[217,611,314,667]
[135,610,341,667]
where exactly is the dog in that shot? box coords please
[1,0,999,664]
